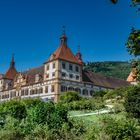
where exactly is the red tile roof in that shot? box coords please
[46,34,82,65]
[83,70,130,89]
[4,67,17,80]
[4,56,18,80]
[21,66,44,85]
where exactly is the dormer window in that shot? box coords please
[35,74,40,83]
[5,83,9,90]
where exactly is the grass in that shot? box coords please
[69,110,96,116]
[69,110,126,126]
[69,108,107,116]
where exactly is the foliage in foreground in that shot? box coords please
[84,115,140,140]
[60,91,105,111]
[124,85,140,122]
[1,85,140,140]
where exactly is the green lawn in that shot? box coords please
[69,110,126,126]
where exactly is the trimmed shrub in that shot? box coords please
[60,91,81,103]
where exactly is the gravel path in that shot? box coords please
[70,105,114,117]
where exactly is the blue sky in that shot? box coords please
[0,0,140,73]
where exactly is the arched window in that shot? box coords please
[83,89,88,96]
[10,91,16,98]
[75,88,81,94]
[68,87,74,91]
[21,90,25,96]
[61,86,67,92]
[25,89,29,95]
[30,89,33,95]
[39,88,43,94]
[34,89,38,94]
[2,94,9,99]
[90,90,94,96]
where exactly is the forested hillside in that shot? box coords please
[84,61,131,80]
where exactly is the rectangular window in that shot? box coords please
[61,86,66,92]
[69,74,73,79]
[69,64,73,71]
[46,74,49,79]
[76,66,79,72]
[51,85,55,92]
[53,63,55,69]
[47,65,49,70]
[52,72,55,77]
[62,72,66,77]
[76,75,80,80]
[45,86,48,93]
[62,62,66,69]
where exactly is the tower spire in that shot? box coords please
[10,53,15,68]
[62,25,66,35]
[76,45,83,65]
[78,45,80,53]
[60,26,67,46]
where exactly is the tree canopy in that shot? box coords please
[111,0,140,5]
[126,28,140,57]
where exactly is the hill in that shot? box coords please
[84,61,131,80]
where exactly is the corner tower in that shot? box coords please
[44,31,83,102]
[4,54,18,79]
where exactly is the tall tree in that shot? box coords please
[111,0,140,5]
[110,0,140,80]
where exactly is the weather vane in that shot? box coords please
[78,45,80,53]
[12,53,14,57]
[62,25,66,35]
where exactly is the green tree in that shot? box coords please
[124,85,140,122]
[126,28,140,57]
[60,91,81,103]
[111,0,140,6]
[1,100,27,120]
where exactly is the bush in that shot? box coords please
[21,98,43,109]
[60,91,81,103]
[104,86,132,100]
[84,115,140,140]
[64,98,105,111]
[112,103,125,113]
[124,85,140,122]
[0,100,27,120]
[27,101,55,125]
[93,90,107,98]
[101,116,139,140]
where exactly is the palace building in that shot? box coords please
[0,32,130,102]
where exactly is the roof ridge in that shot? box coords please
[22,65,44,73]
[86,70,129,82]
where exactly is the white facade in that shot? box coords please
[0,33,129,102]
